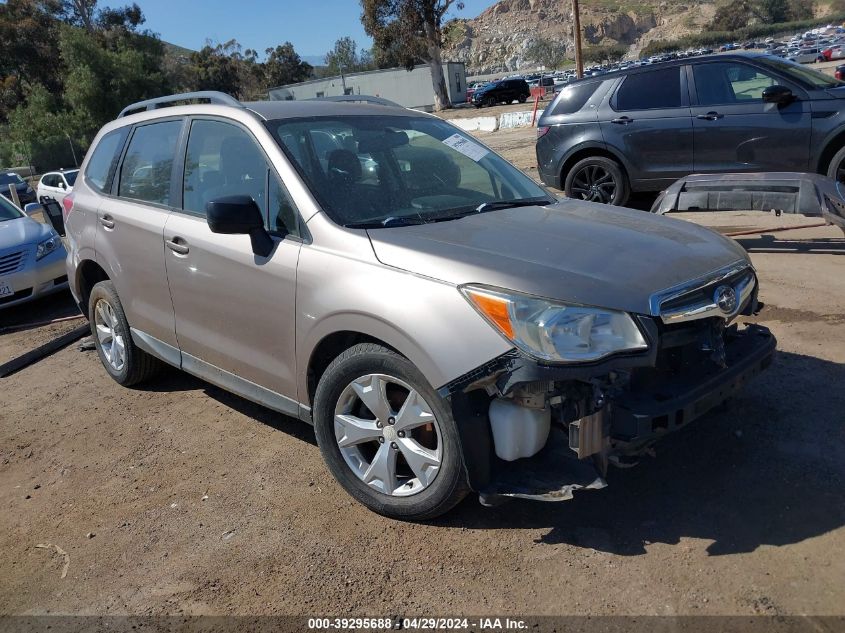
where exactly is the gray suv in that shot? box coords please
[537,53,845,206]
[66,91,775,520]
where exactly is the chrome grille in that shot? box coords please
[0,250,25,275]
[650,261,757,325]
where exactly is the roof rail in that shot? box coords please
[117,91,242,118]
[307,95,402,108]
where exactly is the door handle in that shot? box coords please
[611,116,633,125]
[165,238,189,255]
[697,111,724,121]
[99,215,115,229]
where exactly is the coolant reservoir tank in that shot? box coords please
[489,398,551,462]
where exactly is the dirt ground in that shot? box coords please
[1,126,844,621]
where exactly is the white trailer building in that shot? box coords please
[268,63,467,111]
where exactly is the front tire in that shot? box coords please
[826,145,845,184]
[313,343,468,520]
[88,281,161,386]
[564,156,630,206]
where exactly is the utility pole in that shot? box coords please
[572,0,584,79]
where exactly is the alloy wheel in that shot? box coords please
[835,158,845,185]
[570,164,617,203]
[334,374,442,497]
[94,298,126,372]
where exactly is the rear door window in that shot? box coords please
[85,128,129,193]
[117,120,182,205]
[615,67,682,110]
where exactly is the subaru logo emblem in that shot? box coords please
[714,285,737,314]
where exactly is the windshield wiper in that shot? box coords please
[345,216,427,229]
[474,198,553,214]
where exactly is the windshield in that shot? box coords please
[269,115,551,227]
[64,170,79,186]
[0,173,24,186]
[759,56,844,88]
[0,194,24,221]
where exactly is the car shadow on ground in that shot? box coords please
[0,290,79,330]
[439,350,845,556]
[737,234,845,255]
[140,366,318,447]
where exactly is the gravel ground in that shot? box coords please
[1,127,844,621]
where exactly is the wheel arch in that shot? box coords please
[816,127,845,175]
[559,143,631,187]
[76,259,110,314]
[305,330,402,408]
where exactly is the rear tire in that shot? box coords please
[88,281,161,386]
[564,156,630,206]
[313,343,468,520]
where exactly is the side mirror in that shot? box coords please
[59,181,66,190]
[762,84,794,105]
[206,195,273,257]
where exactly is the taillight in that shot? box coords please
[537,126,551,139]
[837,69,844,80]
[62,192,75,219]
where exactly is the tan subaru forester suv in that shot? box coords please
[65,91,775,520]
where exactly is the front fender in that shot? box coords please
[295,242,513,408]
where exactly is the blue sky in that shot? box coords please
[138,0,495,62]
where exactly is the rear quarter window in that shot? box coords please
[551,81,600,114]
[85,128,129,193]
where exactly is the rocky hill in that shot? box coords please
[443,0,716,74]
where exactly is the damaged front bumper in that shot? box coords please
[446,322,777,505]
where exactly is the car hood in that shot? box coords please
[0,216,52,251]
[367,200,750,316]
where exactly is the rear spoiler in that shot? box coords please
[650,172,845,233]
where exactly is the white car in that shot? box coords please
[36,169,78,205]
[0,194,67,309]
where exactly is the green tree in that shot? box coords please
[361,0,465,111]
[263,42,313,87]
[0,0,65,120]
[189,40,243,97]
[789,0,815,20]
[583,44,626,64]
[6,84,80,171]
[325,36,362,75]
[711,0,762,30]
[61,22,170,135]
[760,0,791,22]
[524,37,568,70]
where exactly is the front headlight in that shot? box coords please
[36,234,62,260]
[461,284,648,363]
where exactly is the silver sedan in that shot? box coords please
[0,195,67,310]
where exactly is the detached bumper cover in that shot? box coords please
[650,171,845,232]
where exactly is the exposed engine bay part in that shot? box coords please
[449,322,776,506]
[568,409,608,460]
[488,397,551,462]
[650,171,845,234]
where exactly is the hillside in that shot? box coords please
[443,0,717,74]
